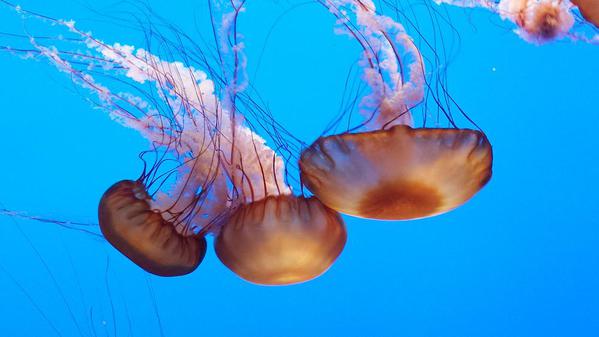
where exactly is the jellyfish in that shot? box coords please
[1,0,346,285]
[497,0,576,42]
[298,0,493,220]
[98,180,208,276]
[211,2,347,285]
[215,195,346,285]
[571,0,599,28]
[433,0,599,43]
[301,126,492,220]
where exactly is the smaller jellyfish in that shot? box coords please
[433,0,598,43]
[215,195,347,285]
[211,2,348,285]
[300,0,493,220]
[211,131,347,285]
[99,180,207,276]
[205,84,347,285]
[497,0,575,42]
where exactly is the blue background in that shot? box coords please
[0,1,598,336]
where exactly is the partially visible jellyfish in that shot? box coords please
[299,0,493,220]
[1,1,346,285]
[571,0,599,28]
[433,0,599,43]
[497,0,575,41]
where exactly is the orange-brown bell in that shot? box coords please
[215,195,346,285]
[99,180,206,276]
[572,0,599,28]
[299,125,492,220]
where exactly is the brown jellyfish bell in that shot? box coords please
[303,0,493,221]
[212,134,347,285]
[215,195,347,285]
[99,180,208,277]
[299,126,493,221]
[571,0,599,28]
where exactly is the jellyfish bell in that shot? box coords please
[571,0,599,28]
[300,125,493,221]
[498,0,575,42]
[432,0,599,43]
[305,1,493,221]
[99,180,208,276]
[211,127,348,285]
[215,195,347,285]
[211,122,348,285]
[524,1,572,40]
[211,117,347,285]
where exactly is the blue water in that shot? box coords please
[0,1,598,336]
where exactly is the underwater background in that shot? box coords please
[0,1,598,336]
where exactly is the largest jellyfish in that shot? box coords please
[299,0,493,220]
